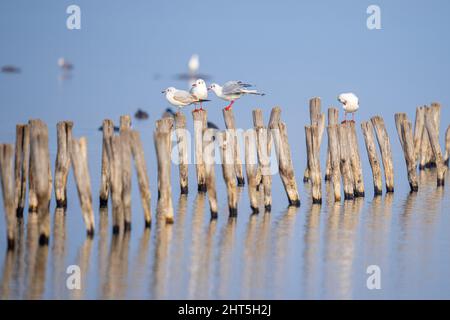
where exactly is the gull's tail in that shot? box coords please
[243,89,265,96]
[199,99,211,102]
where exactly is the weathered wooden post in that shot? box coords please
[120,115,132,231]
[154,119,174,223]
[395,113,418,192]
[203,128,218,218]
[253,109,272,211]
[445,125,450,167]
[99,119,114,207]
[303,97,325,182]
[361,121,383,196]
[223,107,245,186]
[325,108,339,181]
[413,106,425,165]
[327,125,341,202]
[174,111,189,194]
[338,123,354,200]
[244,129,259,213]
[192,110,207,192]
[14,124,29,218]
[70,137,95,236]
[218,130,238,216]
[273,120,301,207]
[130,130,152,228]
[54,121,73,209]
[305,125,322,204]
[424,107,446,186]
[0,144,17,250]
[371,116,395,193]
[28,121,38,213]
[347,122,365,197]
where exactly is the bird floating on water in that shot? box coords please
[134,109,149,120]
[162,87,209,110]
[58,58,73,71]
[208,81,265,110]
[176,54,211,84]
[338,92,359,123]
[1,65,21,74]
[190,79,208,111]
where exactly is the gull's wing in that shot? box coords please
[222,81,245,95]
[173,90,197,104]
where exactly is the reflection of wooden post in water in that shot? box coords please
[338,123,354,200]
[327,125,341,202]
[70,137,95,236]
[253,108,272,211]
[155,119,174,223]
[413,106,425,167]
[347,122,365,197]
[361,121,383,196]
[0,144,17,250]
[120,115,132,231]
[130,130,152,228]
[303,98,325,182]
[192,110,207,192]
[395,113,418,192]
[244,129,259,213]
[99,119,114,207]
[222,107,245,186]
[203,128,218,217]
[424,107,447,186]
[54,121,73,209]
[371,116,395,193]
[305,125,322,204]
[219,130,238,216]
[174,111,189,194]
[273,121,301,207]
[325,108,339,181]
[445,125,450,167]
[14,124,29,218]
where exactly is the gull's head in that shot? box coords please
[337,94,346,104]
[208,83,221,94]
[162,87,176,94]
[192,79,206,88]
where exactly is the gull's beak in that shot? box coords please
[207,87,211,91]
[192,83,197,87]
[161,90,166,93]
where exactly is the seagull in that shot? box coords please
[190,79,208,111]
[58,58,73,71]
[208,81,264,110]
[188,54,199,76]
[162,87,209,110]
[338,93,359,122]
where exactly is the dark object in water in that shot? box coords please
[1,65,21,73]
[98,125,119,132]
[163,107,176,118]
[135,109,149,120]
[207,121,219,130]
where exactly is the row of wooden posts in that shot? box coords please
[1,100,449,251]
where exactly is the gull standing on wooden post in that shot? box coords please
[190,79,208,111]
[338,93,359,123]
[162,87,209,110]
[208,81,265,110]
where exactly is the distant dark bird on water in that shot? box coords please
[207,121,219,130]
[58,58,74,71]
[98,125,120,132]
[1,65,21,73]
[135,109,149,120]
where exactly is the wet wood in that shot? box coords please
[395,113,418,192]
[14,124,29,218]
[0,144,17,250]
[304,97,325,182]
[223,107,245,186]
[244,129,259,213]
[70,137,95,236]
[361,121,383,196]
[424,107,446,186]
[347,122,365,197]
[174,111,189,194]
[54,121,73,209]
[130,130,152,228]
[338,123,354,200]
[218,130,238,216]
[327,125,341,202]
[325,108,339,181]
[371,116,395,193]
[203,128,218,218]
[120,115,132,231]
[305,125,322,204]
[99,119,114,208]
[192,110,207,192]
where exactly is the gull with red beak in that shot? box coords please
[208,81,265,110]
[190,79,208,111]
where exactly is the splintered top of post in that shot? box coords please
[156,117,174,133]
[252,108,264,128]
[192,109,207,126]
[174,111,186,128]
[268,106,281,129]
[120,115,132,131]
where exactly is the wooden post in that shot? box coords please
[0,144,17,250]
[154,122,174,223]
[120,115,132,231]
[371,116,395,193]
[424,107,446,186]
[305,125,322,204]
[430,102,442,167]
[192,110,207,192]
[304,97,325,182]
[130,130,152,228]
[361,121,383,196]
[338,123,354,200]
[325,108,339,181]
[14,124,29,218]
[218,130,238,216]
[419,105,433,170]
[413,106,425,165]
[222,107,245,186]
[347,122,365,197]
[445,125,450,167]
[70,137,95,236]
[395,113,418,192]
[203,128,218,218]
[244,129,259,213]
[99,119,114,208]
[174,111,189,194]
[28,121,38,213]
[54,121,73,209]
[327,125,341,202]
[273,121,301,207]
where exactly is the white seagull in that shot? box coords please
[58,57,73,71]
[190,79,208,111]
[338,93,359,122]
[188,54,199,76]
[162,87,208,110]
[208,81,265,110]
